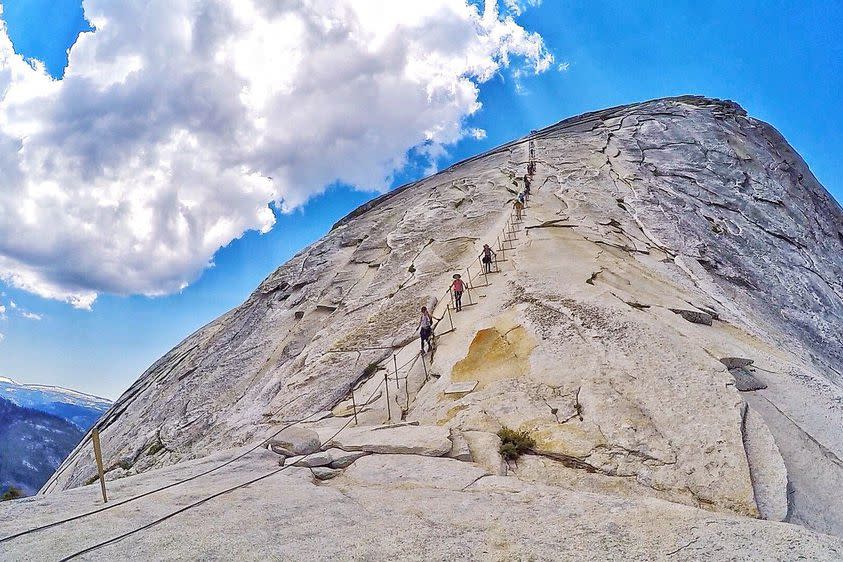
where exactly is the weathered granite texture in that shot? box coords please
[39,96,843,544]
[6,449,843,560]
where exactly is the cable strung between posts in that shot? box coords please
[0,408,326,544]
[7,181,528,551]
[58,377,388,561]
[10,200,525,547]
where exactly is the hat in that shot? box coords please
[453,273,461,279]
[483,243,490,247]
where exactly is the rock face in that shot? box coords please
[36,96,843,551]
[6,449,843,560]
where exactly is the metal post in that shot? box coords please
[421,352,429,381]
[383,371,392,421]
[393,354,400,391]
[91,428,108,503]
[350,385,359,425]
[405,369,410,411]
[446,304,455,331]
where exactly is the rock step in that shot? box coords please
[281,448,369,469]
[318,424,452,457]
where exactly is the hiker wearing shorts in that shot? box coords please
[480,244,496,274]
[451,274,465,312]
[419,306,433,353]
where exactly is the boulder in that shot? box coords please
[463,431,507,476]
[323,424,451,456]
[669,308,713,326]
[730,368,767,392]
[311,466,343,481]
[720,357,754,369]
[283,451,333,468]
[268,426,321,456]
[448,429,472,462]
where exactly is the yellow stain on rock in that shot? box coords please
[451,325,536,389]
[437,404,469,426]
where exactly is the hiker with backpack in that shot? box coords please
[480,244,496,274]
[451,274,465,312]
[419,306,434,353]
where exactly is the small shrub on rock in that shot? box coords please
[497,427,535,460]
[147,441,165,456]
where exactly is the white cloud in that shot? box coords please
[558,61,570,72]
[0,0,553,308]
[21,311,42,320]
[0,332,5,343]
[9,300,16,309]
[504,0,542,16]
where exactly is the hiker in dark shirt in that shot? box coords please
[480,244,496,274]
[419,306,434,353]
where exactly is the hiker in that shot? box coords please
[419,306,434,353]
[480,244,496,274]
[514,198,524,221]
[451,274,465,312]
[524,174,531,195]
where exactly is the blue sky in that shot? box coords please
[0,0,840,398]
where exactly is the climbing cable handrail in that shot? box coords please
[56,377,388,561]
[0,408,327,544]
[3,169,534,549]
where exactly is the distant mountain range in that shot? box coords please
[0,377,111,496]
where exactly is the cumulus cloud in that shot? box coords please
[0,0,552,308]
[21,311,42,320]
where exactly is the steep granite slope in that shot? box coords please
[38,96,843,546]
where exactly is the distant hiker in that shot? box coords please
[514,199,524,221]
[518,191,526,205]
[451,274,465,312]
[419,306,434,353]
[480,244,496,274]
[524,175,531,194]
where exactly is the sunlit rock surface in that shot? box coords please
[27,96,843,556]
